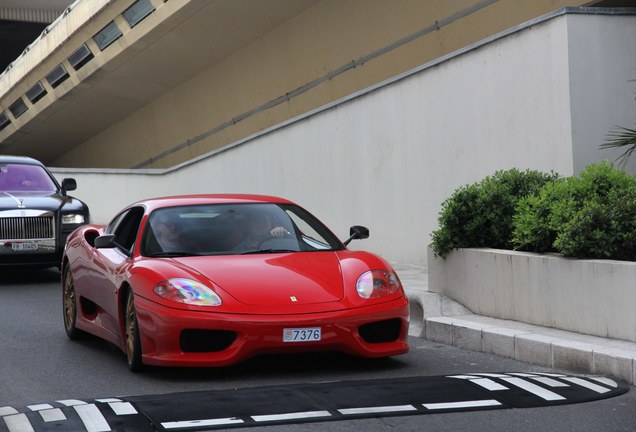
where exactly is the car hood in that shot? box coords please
[0,191,67,212]
[176,252,345,306]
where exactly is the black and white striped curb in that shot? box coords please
[0,372,629,432]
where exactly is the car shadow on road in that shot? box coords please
[141,351,411,384]
[0,267,60,285]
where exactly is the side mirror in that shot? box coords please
[343,225,370,246]
[61,178,77,194]
[94,234,116,249]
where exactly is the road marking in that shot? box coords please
[530,376,570,387]
[74,404,111,432]
[423,399,502,410]
[472,373,511,378]
[590,377,618,388]
[339,405,418,415]
[501,377,566,401]
[27,404,53,411]
[561,377,611,394]
[58,399,88,406]
[162,417,244,429]
[0,407,18,416]
[107,402,137,415]
[252,410,332,422]
[39,408,67,422]
[4,413,35,432]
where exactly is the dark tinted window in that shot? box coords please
[106,207,144,254]
[0,163,58,193]
[141,203,344,257]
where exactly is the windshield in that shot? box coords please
[141,203,344,257]
[0,163,58,193]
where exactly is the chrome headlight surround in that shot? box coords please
[61,213,85,225]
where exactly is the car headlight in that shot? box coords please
[356,270,401,299]
[154,278,222,306]
[62,213,85,224]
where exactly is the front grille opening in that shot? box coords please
[180,329,237,353]
[358,318,402,343]
[0,216,54,240]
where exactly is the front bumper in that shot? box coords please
[0,238,62,267]
[134,295,410,367]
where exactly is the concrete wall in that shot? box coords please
[428,248,636,343]
[51,11,636,266]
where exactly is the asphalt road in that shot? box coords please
[1,267,635,432]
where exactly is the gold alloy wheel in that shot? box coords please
[63,267,76,334]
[125,290,143,371]
[125,292,136,365]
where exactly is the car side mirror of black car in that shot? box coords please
[94,234,116,249]
[61,178,77,195]
[343,225,370,246]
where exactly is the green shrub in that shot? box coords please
[430,168,558,257]
[432,161,636,261]
[511,178,574,253]
[555,187,636,260]
[511,161,636,258]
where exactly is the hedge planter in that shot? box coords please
[428,248,636,343]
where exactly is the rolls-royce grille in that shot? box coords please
[0,216,54,240]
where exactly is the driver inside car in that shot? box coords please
[152,212,191,253]
[233,211,290,252]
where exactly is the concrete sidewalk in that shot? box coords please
[393,263,636,385]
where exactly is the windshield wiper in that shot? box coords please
[240,249,297,255]
[145,251,203,257]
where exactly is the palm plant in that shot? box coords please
[600,126,636,166]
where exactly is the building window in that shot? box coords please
[93,21,123,51]
[26,81,47,104]
[123,0,155,28]
[68,44,94,70]
[9,98,28,119]
[46,64,70,88]
[0,112,10,131]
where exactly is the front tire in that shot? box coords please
[62,266,82,339]
[125,290,144,372]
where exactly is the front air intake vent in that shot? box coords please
[358,318,402,343]
[180,329,237,352]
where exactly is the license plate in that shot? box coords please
[283,327,321,343]
[11,242,38,251]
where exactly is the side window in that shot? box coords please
[106,207,144,254]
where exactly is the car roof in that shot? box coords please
[131,194,295,213]
[0,155,45,166]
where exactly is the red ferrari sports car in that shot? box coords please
[62,194,409,371]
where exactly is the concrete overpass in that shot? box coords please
[1,0,630,169]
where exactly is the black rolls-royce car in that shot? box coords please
[0,155,89,268]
